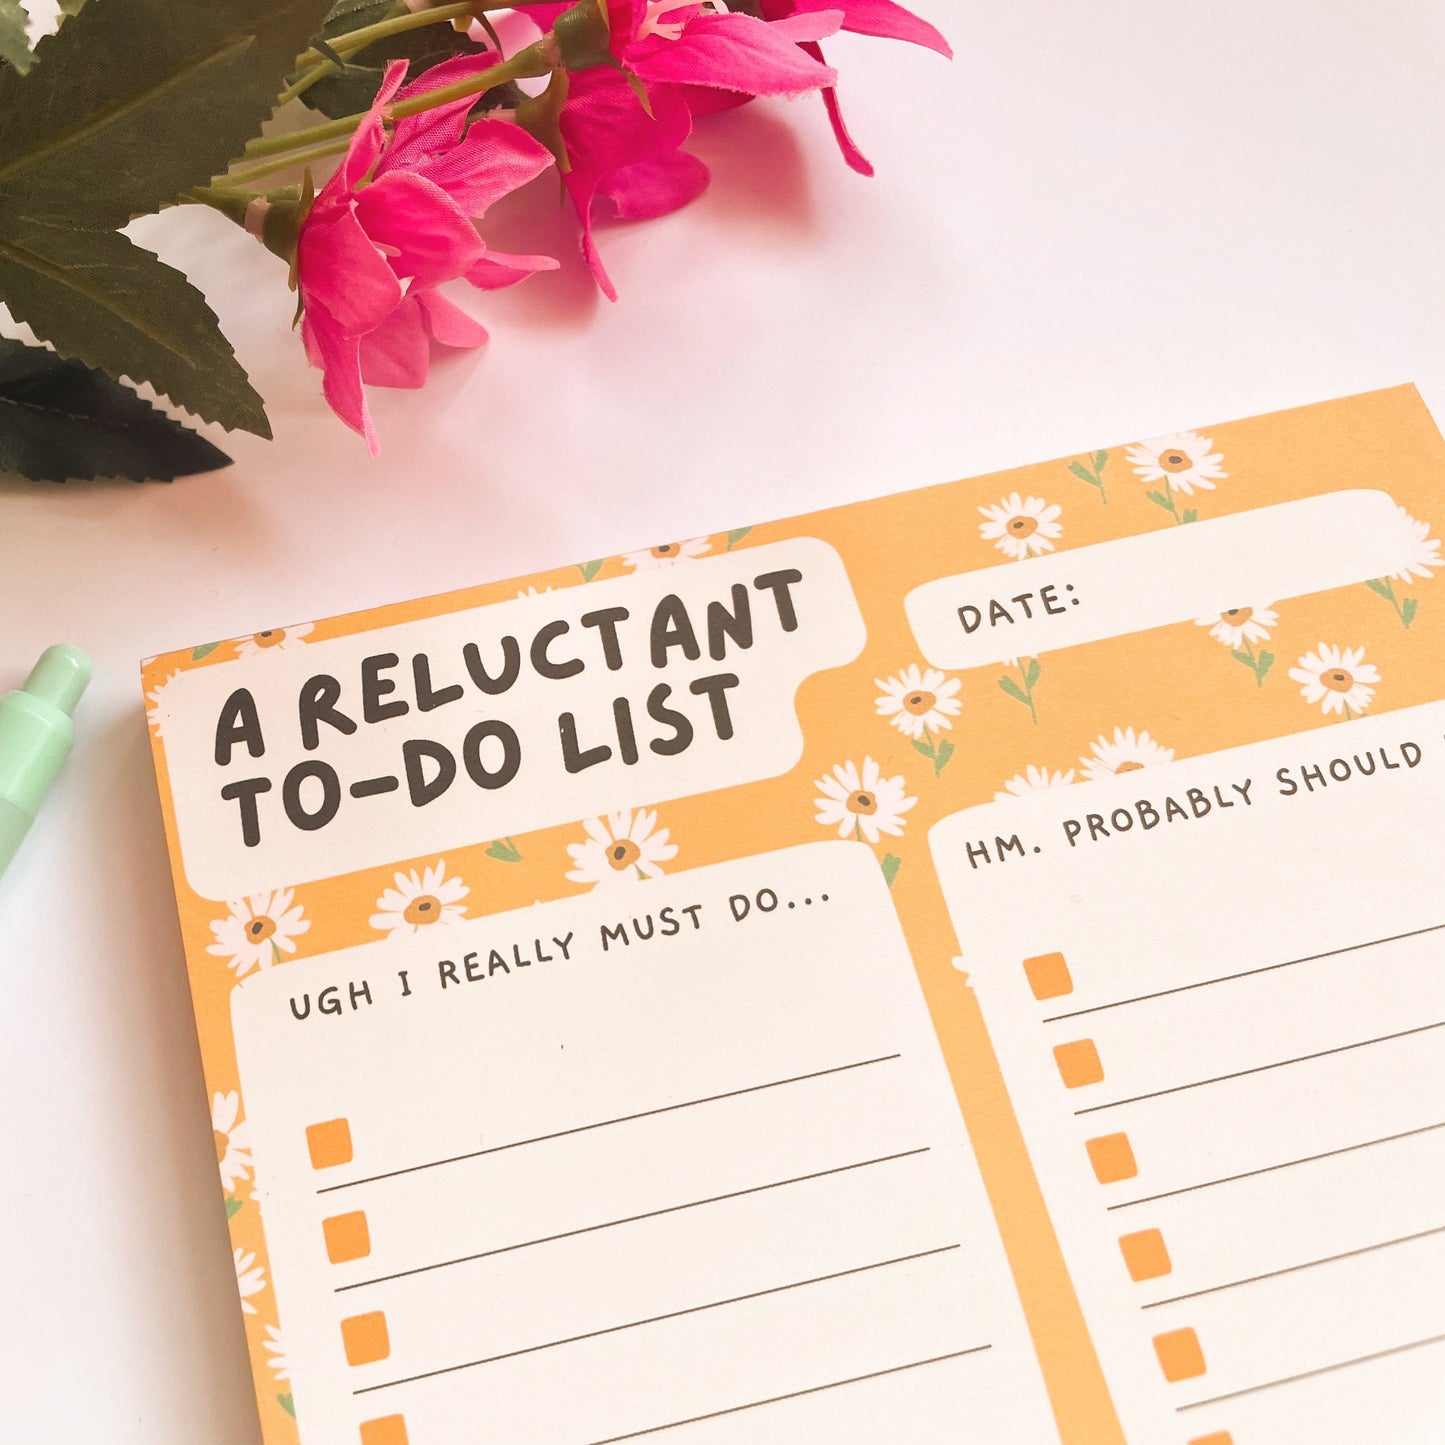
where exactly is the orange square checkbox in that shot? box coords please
[1085,1132,1137,1184]
[1053,1038,1104,1089]
[306,1118,353,1170]
[1118,1228,1172,1281]
[1154,1326,1207,1382]
[1187,1434,1234,1445]
[1023,952,1073,1000]
[341,1311,391,1367]
[323,1210,372,1264]
[360,1417,409,1445]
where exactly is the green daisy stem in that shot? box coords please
[1018,660,1037,725]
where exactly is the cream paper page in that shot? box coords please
[931,701,1445,1445]
[234,842,1060,1444]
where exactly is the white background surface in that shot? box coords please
[2,4,1444,1441]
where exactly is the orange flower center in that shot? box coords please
[849,791,879,815]
[1008,515,1038,537]
[251,630,285,649]
[1114,761,1145,773]
[1223,607,1253,624]
[404,895,443,925]
[1159,448,1192,473]
[1322,668,1354,693]
[246,915,277,943]
[650,544,678,559]
[214,1130,231,1164]
[903,690,936,716]
[608,839,642,869]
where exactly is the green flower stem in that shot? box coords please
[214,136,354,190]
[292,2,479,72]
[238,44,550,165]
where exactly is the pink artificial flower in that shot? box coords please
[758,0,951,175]
[517,1,842,297]
[297,56,557,451]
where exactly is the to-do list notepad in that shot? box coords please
[145,386,1445,1445]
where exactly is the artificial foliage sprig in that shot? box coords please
[0,0,950,482]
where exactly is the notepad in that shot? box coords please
[145,386,1445,1444]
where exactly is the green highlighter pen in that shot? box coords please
[0,645,91,878]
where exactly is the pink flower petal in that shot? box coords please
[465,248,560,290]
[297,208,403,335]
[413,117,555,217]
[359,295,432,389]
[386,54,503,173]
[416,289,490,348]
[354,171,485,286]
[803,0,953,56]
[302,307,377,454]
[629,11,841,94]
[598,151,710,220]
[819,80,874,176]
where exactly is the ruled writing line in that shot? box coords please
[1177,1332,1445,1410]
[1042,922,1445,1024]
[1142,1224,1445,1309]
[318,1053,903,1196]
[1108,1121,1445,1210]
[355,1244,964,1395]
[1076,1019,1445,1116]
[337,1147,932,1293]
[586,1347,993,1442]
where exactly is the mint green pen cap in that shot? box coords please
[0,645,91,878]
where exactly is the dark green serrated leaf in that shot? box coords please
[1402,596,1419,627]
[58,0,86,12]
[1363,577,1394,599]
[0,220,268,434]
[323,0,398,30]
[0,0,31,73]
[1024,658,1041,689]
[880,853,902,887]
[300,19,481,118]
[0,0,338,227]
[0,335,231,481]
[997,675,1029,705]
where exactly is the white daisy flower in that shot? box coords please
[621,538,712,570]
[1125,431,1226,495]
[995,765,1076,802]
[233,623,314,658]
[813,757,916,843]
[978,493,1063,560]
[212,1091,253,1193]
[1288,644,1379,717]
[234,1248,266,1315]
[145,670,182,741]
[370,861,470,935]
[1195,603,1278,649]
[1383,506,1441,583]
[875,665,963,739]
[1080,728,1174,781]
[263,1324,290,1382]
[566,809,678,887]
[516,585,555,599]
[206,889,311,978]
